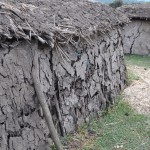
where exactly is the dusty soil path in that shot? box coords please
[123,66,150,115]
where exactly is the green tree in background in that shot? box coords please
[109,0,123,8]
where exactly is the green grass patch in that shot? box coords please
[92,101,150,150]
[67,100,150,150]
[127,69,140,84]
[125,54,149,84]
[124,54,150,68]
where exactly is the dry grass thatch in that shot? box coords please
[117,4,150,20]
[0,0,129,49]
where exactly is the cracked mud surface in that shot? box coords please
[0,28,126,150]
[122,20,150,56]
[123,66,150,115]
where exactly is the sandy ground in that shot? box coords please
[123,66,150,115]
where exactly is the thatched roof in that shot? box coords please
[117,4,150,20]
[0,0,128,48]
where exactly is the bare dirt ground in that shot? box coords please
[123,66,150,115]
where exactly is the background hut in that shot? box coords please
[118,4,150,56]
[0,0,128,149]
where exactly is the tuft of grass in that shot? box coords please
[67,100,150,150]
[124,54,150,68]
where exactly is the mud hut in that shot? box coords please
[118,4,150,56]
[0,0,128,149]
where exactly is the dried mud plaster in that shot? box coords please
[122,20,150,56]
[0,28,126,150]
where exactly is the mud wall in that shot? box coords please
[0,29,126,150]
[122,20,150,56]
